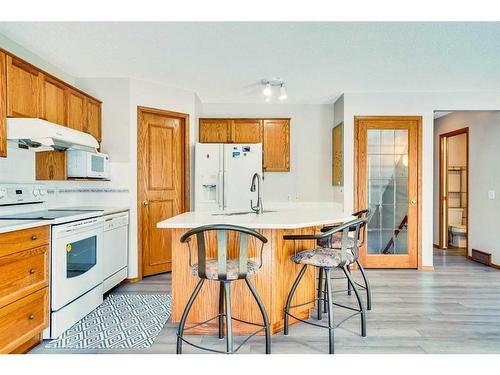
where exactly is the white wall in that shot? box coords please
[1,34,75,85]
[201,103,335,203]
[434,111,500,264]
[340,92,500,268]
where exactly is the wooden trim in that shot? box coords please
[466,255,500,270]
[420,266,434,271]
[0,47,101,103]
[199,117,291,121]
[9,333,42,354]
[354,116,423,269]
[0,52,6,157]
[136,106,190,280]
[433,243,441,249]
[121,277,142,284]
[438,127,469,250]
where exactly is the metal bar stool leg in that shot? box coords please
[177,279,205,354]
[284,264,308,336]
[346,264,352,296]
[357,259,372,311]
[223,281,233,353]
[324,268,335,354]
[218,282,225,339]
[245,277,271,354]
[317,267,324,320]
[342,266,366,337]
[323,272,328,313]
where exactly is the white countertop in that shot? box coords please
[156,207,353,230]
[0,206,129,234]
[0,219,51,234]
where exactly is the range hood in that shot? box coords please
[7,118,99,152]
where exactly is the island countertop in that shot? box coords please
[156,206,353,230]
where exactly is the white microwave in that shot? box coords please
[67,150,110,179]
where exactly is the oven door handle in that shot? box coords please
[56,220,103,234]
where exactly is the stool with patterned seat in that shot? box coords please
[282,217,366,354]
[177,224,271,354]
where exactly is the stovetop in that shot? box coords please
[0,209,104,224]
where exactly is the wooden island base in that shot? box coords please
[170,226,322,335]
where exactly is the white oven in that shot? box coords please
[50,217,104,337]
[67,150,110,179]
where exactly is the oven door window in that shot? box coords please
[66,236,97,278]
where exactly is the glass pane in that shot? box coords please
[66,236,97,278]
[367,130,381,154]
[366,128,409,256]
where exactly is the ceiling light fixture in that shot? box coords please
[263,82,272,96]
[279,84,287,100]
[261,79,287,101]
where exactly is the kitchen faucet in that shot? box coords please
[250,172,263,214]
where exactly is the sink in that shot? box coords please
[211,210,276,216]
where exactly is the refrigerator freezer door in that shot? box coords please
[223,143,263,211]
[195,143,223,212]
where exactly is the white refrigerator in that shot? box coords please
[195,142,263,212]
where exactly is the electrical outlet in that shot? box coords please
[294,194,300,201]
[287,194,292,201]
[488,190,496,200]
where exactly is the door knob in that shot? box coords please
[143,200,149,207]
[410,199,417,206]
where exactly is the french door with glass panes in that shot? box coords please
[354,116,421,268]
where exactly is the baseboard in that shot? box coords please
[420,265,434,271]
[467,255,500,270]
[121,276,142,284]
[433,243,440,249]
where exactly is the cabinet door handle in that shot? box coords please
[31,235,38,240]
[29,314,35,320]
[29,268,36,274]
[143,200,149,207]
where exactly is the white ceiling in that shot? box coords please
[0,22,499,104]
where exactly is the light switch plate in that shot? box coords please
[488,190,496,200]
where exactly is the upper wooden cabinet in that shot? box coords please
[67,89,86,132]
[0,48,102,158]
[6,55,41,118]
[40,75,67,126]
[199,117,290,172]
[263,119,290,172]
[85,98,101,142]
[230,119,263,143]
[199,119,230,143]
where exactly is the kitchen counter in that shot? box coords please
[157,207,352,229]
[158,206,354,336]
[0,219,50,234]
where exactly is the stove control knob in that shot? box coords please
[32,188,40,197]
[39,188,47,196]
[0,188,6,200]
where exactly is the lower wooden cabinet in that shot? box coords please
[199,118,290,172]
[0,225,50,354]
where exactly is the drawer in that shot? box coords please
[0,245,49,309]
[0,288,48,354]
[0,226,49,257]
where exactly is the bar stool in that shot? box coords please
[282,217,365,354]
[177,224,271,354]
[318,209,374,313]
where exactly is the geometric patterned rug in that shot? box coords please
[45,294,172,350]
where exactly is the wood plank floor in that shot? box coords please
[30,249,500,354]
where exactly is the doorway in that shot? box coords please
[354,116,422,269]
[439,128,468,253]
[137,106,190,278]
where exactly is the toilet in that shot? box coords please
[448,207,467,248]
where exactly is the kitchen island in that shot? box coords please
[157,207,353,335]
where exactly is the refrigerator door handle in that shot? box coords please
[217,171,224,210]
[223,171,228,210]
